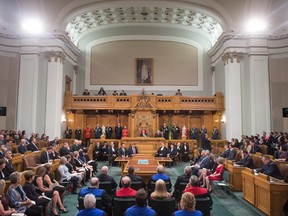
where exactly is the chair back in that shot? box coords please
[99,181,113,195]
[78,196,103,210]
[130,181,143,191]
[149,197,176,216]
[258,145,268,154]
[113,197,135,216]
[195,197,212,216]
[252,155,263,168]
[23,154,38,169]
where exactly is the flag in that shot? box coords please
[168,114,172,140]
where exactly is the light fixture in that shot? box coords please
[246,18,266,33]
[22,18,44,34]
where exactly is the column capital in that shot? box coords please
[221,51,244,65]
[46,51,66,64]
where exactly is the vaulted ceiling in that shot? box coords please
[0,0,287,49]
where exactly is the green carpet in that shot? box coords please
[62,161,265,216]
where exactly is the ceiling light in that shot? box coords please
[22,18,44,34]
[246,19,266,33]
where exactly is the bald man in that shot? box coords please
[97,166,118,193]
[79,177,111,212]
[18,139,28,154]
[115,176,137,197]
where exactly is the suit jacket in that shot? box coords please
[97,174,118,190]
[0,169,9,180]
[39,151,50,164]
[181,145,189,154]
[119,173,145,188]
[199,156,211,169]
[127,146,138,156]
[59,146,71,156]
[227,149,237,160]
[27,143,39,152]
[221,149,230,158]
[115,126,122,139]
[174,174,191,190]
[258,161,282,179]
[169,147,178,157]
[108,147,118,156]
[4,158,14,175]
[18,144,28,154]
[49,151,60,160]
[156,147,168,157]
[118,147,128,157]
[236,155,254,168]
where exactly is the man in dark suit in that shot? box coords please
[168,143,178,166]
[119,166,145,188]
[236,150,254,168]
[161,123,169,139]
[105,124,113,139]
[49,144,60,160]
[59,142,71,156]
[155,142,168,157]
[220,144,230,158]
[4,150,14,176]
[75,126,82,140]
[172,123,180,139]
[189,126,198,140]
[115,122,122,139]
[93,141,102,161]
[202,134,211,151]
[181,142,190,162]
[249,140,262,154]
[0,144,6,158]
[227,144,237,160]
[191,150,211,175]
[94,124,102,139]
[108,142,118,166]
[39,146,54,164]
[128,143,138,157]
[256,154,282,179]
[173,166,192,201]
[0,158,9,180]
[97,166,118,193]
[118,143,128,157]
[27,138,39,152]
[18,139,28,154]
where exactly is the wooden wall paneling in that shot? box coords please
[212,112,221,139]
[203,112,213,138]
[74,111,85,139]
[65,112,74,131]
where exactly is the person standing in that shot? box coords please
[84,125,92,147]
[105,124,113,139]
[115,122,122,139]
[94,124,102,139]
[75,126,82,140]
[212,126,219,140]
[172,123,180,139]
[161,123,169,140]
[189,126,198,140]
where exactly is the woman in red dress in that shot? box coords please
[205,157,225,192]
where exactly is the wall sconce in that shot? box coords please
[221,113,226,123]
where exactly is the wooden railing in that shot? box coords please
[64,91,224,111]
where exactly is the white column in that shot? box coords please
[249,55,271,134]
[211,67,216,95]
[17,54,39,134]
[45,52,65,138]
[222,52,243,140]
[72,65,77,95]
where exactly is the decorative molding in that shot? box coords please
[221,51,244,65]
[65,6,223,45]
[46,51,66,64]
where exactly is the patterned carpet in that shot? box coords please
[62,161,265,216]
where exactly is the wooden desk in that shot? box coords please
[242,168,288,216]
[242,168,255,205]
[115,154,172,182]
[254,174,288,216]
[226,161,245,191]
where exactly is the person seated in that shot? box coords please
[220,144,230,158]
[0,159,9,180]
[77,194,107,216]
[101,142,109,161]
[22,171,50,216]
[154,129,163,137]
[27,138,39,152]
[65,154,85,186]
[184,175,209,196]
[125,189,156,216]
[82,89,90,96]
[203,157,225,192]
[181,142,190,162]
[108,142,118,166]
[235,150,254,168]
[256,154,282,179]
[59,142,71,157]
[81,148,98,174]
[173,166,192,201]
[3,150,14,176]
[18,139,28,154]
[191,150,212,175]
[33,166,67,215]
[155,142,168,157]
[150,179,171,199]
[148,165,172,192]
[172,192,203,216]
[119,90,127,96]
[8,172,42,216]
[119,166,145,188]
[97,87,106,96]
[118,143,128,157]
[97,166,118,194]
[112,90,118,96]
[58,157,80,194]
[71,139,83,152]
[249,140,262,154]
[116,176,137,197]
[79,177,111,212]
[226,144,237,160]
[128,143,138,157]
[39,146,54,164]
[140,129,148,137]
[167,143,177,167]
[74,151,93,180]
[0,179,18,216]
[175,89,182,96]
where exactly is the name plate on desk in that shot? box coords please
[138,159,149,165]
